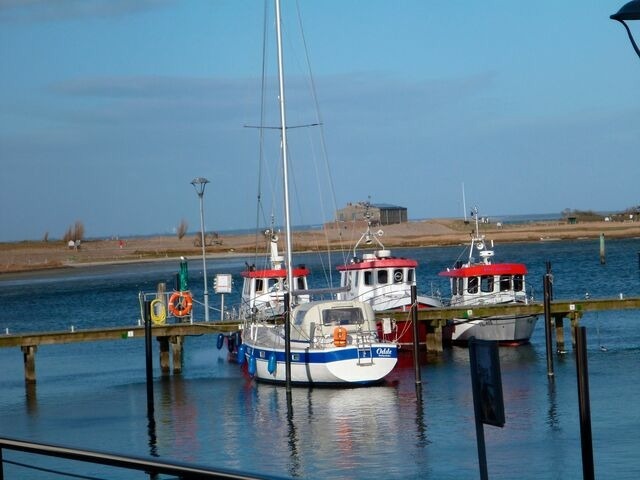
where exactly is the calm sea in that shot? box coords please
[1,237,639,479]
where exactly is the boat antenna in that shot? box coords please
[352,201,384,258]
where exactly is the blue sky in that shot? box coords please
[1,0,638,242]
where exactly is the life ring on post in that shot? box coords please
[168,291,193,317]
[333,326,348,347]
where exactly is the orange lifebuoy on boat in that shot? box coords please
[333,326,348,347]
[168,291,193,317]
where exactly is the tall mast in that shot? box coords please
[274,0,294,309]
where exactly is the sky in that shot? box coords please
[1,0,639,242]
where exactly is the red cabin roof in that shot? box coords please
[337,257,417,271]
[439,263,527,278]
[242,267,310,279]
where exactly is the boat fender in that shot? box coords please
[333,326,348,347]
[227,334,236,353]
[149,299,167,325]
[168,291,193,317]
[216,333,224,350]
[237,344,246,365]
[248,355,257,376]
[267,352,277,374]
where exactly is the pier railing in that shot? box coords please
[0,436,281,479]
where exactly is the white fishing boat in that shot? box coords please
[336,207,441,346]
[239,228,310,320]
[240,0,398,385]
[439,208,538,345]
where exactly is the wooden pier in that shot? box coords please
[0,322,240,385]
[1,296,639,385]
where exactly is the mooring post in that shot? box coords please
[21,345,37,384]
[157,337,170,376]
[543,273,554,377]
[411,285,421,388]
[575,326,595,480]
[170,336,183,374]
[144,300,155,416]
[599,233,606,265]
[554,314,565,353]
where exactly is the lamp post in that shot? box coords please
[611,0,640,59]
[191,177,210,322]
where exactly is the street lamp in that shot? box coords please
[611,0,640,59]
[191,177,210,321]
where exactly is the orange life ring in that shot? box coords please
[168,291,193,317]
[333,326,348,347]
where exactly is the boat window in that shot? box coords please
[468,277,478,294]
[296,277,306,290]
[452,278,458,295]
[407,269,414,283]
[255,279,264,293]
[481,275,494,293]
[364,271,373,285]
[378,269,388,284]
[267,278,278,292]
[500,275,511,291]
[322,307,364,326]
[393,269,404,283]
[513,275,524,292]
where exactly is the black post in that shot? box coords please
[284,293,291,392]
[410,285,421,388]
[575,326,595,480]
[543,273,554,378]
[144,301,154,416]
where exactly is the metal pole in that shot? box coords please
[143,301,154,416]
[410,285,421,388]
[284,292,292,392]
[199,194,209,321]
[543,274,554,378]
[575,326,595,480]
[599,233,605,265]
[192,177,210,322]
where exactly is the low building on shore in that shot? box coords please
[335,202,408,226]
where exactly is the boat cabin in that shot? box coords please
[336,251,417,305]
[240,265,310,317]
[440,264,528,306]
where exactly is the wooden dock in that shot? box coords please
[2,297,639,385]
[0,322,240,384]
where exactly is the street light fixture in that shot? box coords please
[611,0,640,59]
[191,177,210,322]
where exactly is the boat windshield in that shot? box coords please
[322,307,364,326]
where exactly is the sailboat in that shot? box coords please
[240,0,398,385]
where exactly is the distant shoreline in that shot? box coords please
[1,218,639,277]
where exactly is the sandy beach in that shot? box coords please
[2,218,639,276]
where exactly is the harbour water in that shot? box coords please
[1,237,639,479]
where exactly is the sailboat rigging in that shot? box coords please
[239,0,398,386]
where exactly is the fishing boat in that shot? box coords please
[240,0,398,385]
[239,228,310,320]
[336,208,441,347]
[438,208,537,345]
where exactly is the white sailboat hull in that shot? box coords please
[243,324,397,386]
